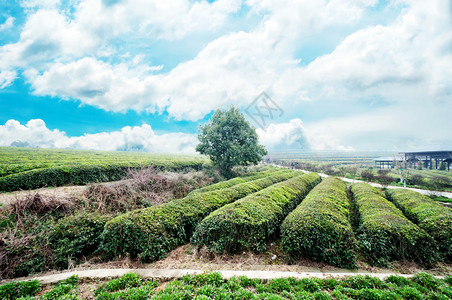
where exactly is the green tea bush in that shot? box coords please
[95,281,159,300]
[41,275,80,300]
[385,189,452,259]
[0,279,41,300]
[191,173,321,253]
[100,170,296,262]
[281,177,357,268]
[50,212,111,268]
[187,168,277,195]
[0,161,205,192]
[95,273,144,296]
[350,183,438,265]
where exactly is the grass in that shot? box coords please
[2,271,451,299]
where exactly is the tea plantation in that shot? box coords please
[0,147,208,191]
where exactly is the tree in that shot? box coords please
[394,155,410,188]
[196,106,267,177]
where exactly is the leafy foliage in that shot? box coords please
[191,173,321,254]
[385,188,452,259]
[2,271,451,299]
[100,170,296,262]
[196,106,267,176]
[281,177,357,268]
[50,212,111,268]
[0,279,41,300]
[350,183,439,265]
[0,147,207,192]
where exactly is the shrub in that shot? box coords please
[350,183,438,265]
[431,176,451,189]
[187,168,277,195]
[385,189,452,259]
[100,170,296,262]
[9,192,73,219]
[0,160,206,192]
[0,279,41,300]
[376,174,394,188]
[360,169,375,181]
[191,173,321,254]
[410,174,425,186]
[50,212,111,268]
[281,177,357,268]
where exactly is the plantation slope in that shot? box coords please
[191,173,321,254]
[101,169,297,262]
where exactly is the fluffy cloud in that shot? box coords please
[75,0,242,41]
[0,119,198,153]
[0,70,17,88]
[256,118,353,151]
[256,119,310,151]
[0,16,14,31]
[0,118,351,154]
[26,57,164,112]
[0,9,98,70]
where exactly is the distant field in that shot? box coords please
[0,147,208,192]
[267,151,452,192]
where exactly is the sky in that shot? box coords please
[0,0,451,153]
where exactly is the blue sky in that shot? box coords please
[0,0,451,153]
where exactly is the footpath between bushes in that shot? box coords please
[17,268,446,286]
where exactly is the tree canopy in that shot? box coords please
[196,106,267,176]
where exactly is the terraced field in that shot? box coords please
[104,169,451,268]
[0,147,208,192]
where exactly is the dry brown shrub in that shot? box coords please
[9,192,73,219]
[83,168,214,213]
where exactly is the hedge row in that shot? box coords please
[188,167,278,195]
[350,183,438,265]
[385,189,452,259]
[281,177,357,268]
[100,169,297,262]
[0,161,205,192]
[191,173,321,254]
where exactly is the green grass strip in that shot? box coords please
[281,177,357,268]
[100,169,297,262]
[385,188,452,259]
[191,172,321,254]
[350,183,438,265]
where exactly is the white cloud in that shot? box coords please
[256,119,310,150]
[0,70,17,88]
[0,9,98,70]
[25,57,165,112]
[0,17,15,31]
[0,119,68,148]
[20,0,61,8]
[256,118,353,151]
[75,0,242,41]
[0,119,198,153]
